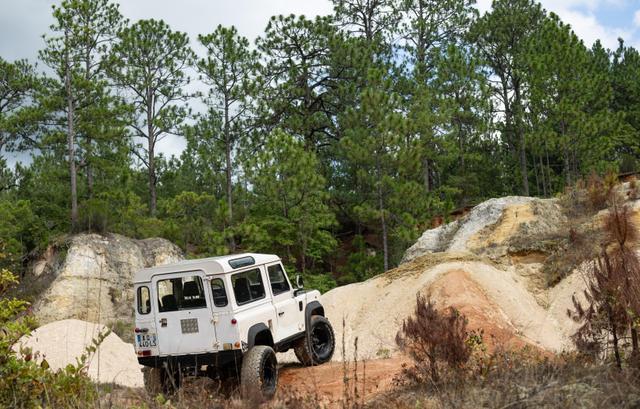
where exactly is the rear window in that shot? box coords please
[231,268,265,305]
[210,278,228,307]
[137,286,151,314]
[157,275,207,312]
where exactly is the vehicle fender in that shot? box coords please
[247,322,273,349]
[304,300,325,331]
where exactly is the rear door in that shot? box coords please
[206,275,236,350]
[267,262,304,341]
[152,271,217,356]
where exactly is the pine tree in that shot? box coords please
[109,19,195,215]
[526,15,619,185]
[333,0,400,44]
[433,44,492,204]
[612,39,640,170]
[196,25,258,249]
[339,69,407,271]
[0,58,41,156]
[246,130,336,273]
[470,0,544,195]
[39,0,127,227]
[398,0,477,194]
[256,15,341,152]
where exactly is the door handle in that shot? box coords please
[160,318,167,327]
[278,312,285,317]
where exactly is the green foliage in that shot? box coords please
[0,199,46,271]
[0,257,100,408]
[244,130,337,272]
[339,235,383,284]
[109,18,195,215]
[162,191,230,256]
[301,272,337,294]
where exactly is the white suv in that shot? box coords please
[133,253,335,398]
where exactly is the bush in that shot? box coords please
[395,294,472,384]
[0,255,100,408]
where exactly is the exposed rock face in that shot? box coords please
[402,196,536,263]
[30,233,183,326]
[323,195,585,362]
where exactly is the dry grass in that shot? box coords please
[367,351,640,409]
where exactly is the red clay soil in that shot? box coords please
[279,357,408,407]
[428,269,534,350]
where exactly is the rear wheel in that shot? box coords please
[294,315,335,366]
[142,366,180,396]
[142,367,163,396]
[241,345,278,400]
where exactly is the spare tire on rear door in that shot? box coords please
[241,345,278,400]
[294,315,335,366]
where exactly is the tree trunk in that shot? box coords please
[539,154,547,197]
[147,90,157,216]
[65,44,78,229]
[632,328,639,366]
[224,96,236,251]
[376,156,389,272]
[84,46,93,199]
[422,158,430,192]
[514,85,529,196]
[609,305,622,369]
[86,152,94,198]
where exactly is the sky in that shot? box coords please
[1,0,640,163]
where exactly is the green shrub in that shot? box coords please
[0,255,100,408]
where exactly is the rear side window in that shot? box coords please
[137,286,151,314]
[267,264,290,295]
[157,276,207,312]
[210,278,228,307]
[231,268,265,305]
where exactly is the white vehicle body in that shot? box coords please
[132,253,324,371]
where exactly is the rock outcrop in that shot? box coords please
[30,233,183,327]
[322,195,586,362]
[402,196,565,263]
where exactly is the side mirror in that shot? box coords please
[295,274,304,289]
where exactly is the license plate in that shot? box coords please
[136,333,157,348]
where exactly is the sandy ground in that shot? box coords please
[13,319,144,388]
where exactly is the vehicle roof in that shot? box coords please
[133,253,281,283]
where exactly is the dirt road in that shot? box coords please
[278,357,407,406]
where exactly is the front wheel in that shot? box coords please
[241,345,278,400]
[294,315,335,366]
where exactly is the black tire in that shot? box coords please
[142,366,180,396]
[240,345,278,400]
[143,367,163,396]
[294,315,335,366]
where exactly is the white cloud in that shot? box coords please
[118,0,333,47]
[543,5,631,49]
[634,9,640,27]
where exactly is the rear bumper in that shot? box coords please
[138,350,243,369]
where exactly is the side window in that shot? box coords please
[267,264,290,295]
[137,286,151,314]
[231,268,265,305]
[157,275,207,312]
[210,278,228,307]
